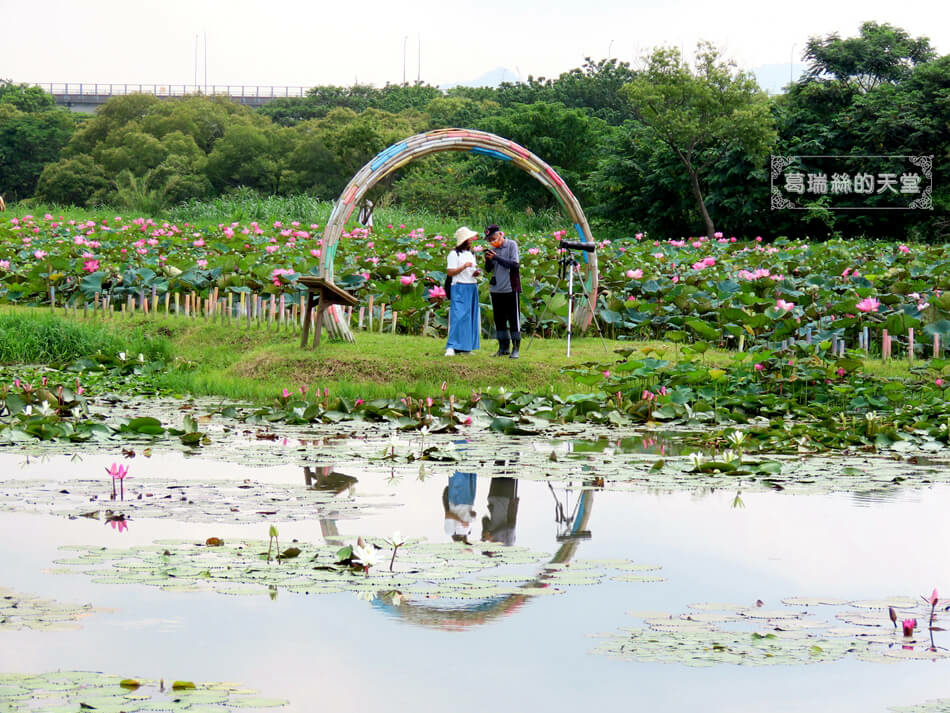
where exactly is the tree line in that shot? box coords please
[0,21,946,240]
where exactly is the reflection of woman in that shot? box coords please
[443,471,477,542]
[444,227,481,357]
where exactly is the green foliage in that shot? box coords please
[35,154,113,207]
[621,43,776,237]
[804,21,936,90]
[0,311,167,364]
[0,102,75,201]
[477,101,611,209]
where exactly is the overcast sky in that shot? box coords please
[3,0,946,90]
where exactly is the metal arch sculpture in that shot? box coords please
[318,128,598,339]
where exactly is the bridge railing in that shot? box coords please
[40,83,310,100]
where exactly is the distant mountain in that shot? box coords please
[441,67,520,89]
[752,63,808,94]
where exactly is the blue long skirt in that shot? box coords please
[446,283,480,352]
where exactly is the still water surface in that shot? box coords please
[1,450,949,713]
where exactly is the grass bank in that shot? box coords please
[0,306,922,404]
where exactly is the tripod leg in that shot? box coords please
[524,275,567,350]
[573,265,609,352]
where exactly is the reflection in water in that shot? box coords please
[304,465,358,539]
[443,472,477,543]
[482,478,518,545]
[373,475,595,631]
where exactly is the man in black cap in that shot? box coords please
[484,224,522,358]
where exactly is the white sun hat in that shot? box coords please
[454,226,478,247]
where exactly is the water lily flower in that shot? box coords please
[856,297,880,313]
[937,379,944,387]
[754,363,764,372]
[281,388,290,399]
[903,618,917,636]
[776,299,795,312]
[400,273,417,286]
[355,397,364,406]
[352,540,379,572]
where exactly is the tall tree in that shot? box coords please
[622,43,775,238]
[804,21,936,92]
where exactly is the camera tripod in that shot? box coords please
[528,255,607,357]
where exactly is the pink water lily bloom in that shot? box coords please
[856,297,880,313]
[776,299,795,312]
[903,618,917,636]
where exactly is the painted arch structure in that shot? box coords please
[318,128,598,334]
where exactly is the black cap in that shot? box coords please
[485,224,501,239]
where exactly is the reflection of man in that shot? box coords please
[481,478,519,545]
[443,472,477,543]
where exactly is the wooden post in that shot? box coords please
[908,328,915,363]
[882,329,889,361]
[358,306,365,329]
[164,292,170,315]
[934,334,941,360]
[423,310,430,335]
[367,296,374,332]
[391,311,397,334]
[379,304,386,333]
[49,285,55,313]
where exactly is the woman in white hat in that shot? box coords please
[444,226,481,356]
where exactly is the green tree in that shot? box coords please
[0,81,57,113]
[804,21,936,91]
[621,43,775,238]
[476,102,610,210]
[0,102,75,201]
[35,154,112,206]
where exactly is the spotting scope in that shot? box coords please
[559,240,596,253]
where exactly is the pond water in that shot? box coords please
[2,437,950,713]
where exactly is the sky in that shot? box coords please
[2,0,947,92]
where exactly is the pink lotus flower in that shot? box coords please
[106,462,130,500]
[898,244,910,253]
[427,286,447,300]
[281,388,290,399]
[937,379,944,387]
[602,371,610,378]
[400,273,417,286]
[355,398,364,406]
[626,269,643,279]
[642,390,654,401]
[776,299,795,312]
[0,260,9,271]
[837,367,846,377]
[33,250,47,260]
[754,363,763,371]
[856,297,880,313]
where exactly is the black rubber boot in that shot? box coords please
[509,338,521,359]
[492,337,510,357]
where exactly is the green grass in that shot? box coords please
[0,306,925,403]
[0,310,169,364]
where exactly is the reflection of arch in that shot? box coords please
[318,128,598,334]
[372,487,594,631]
